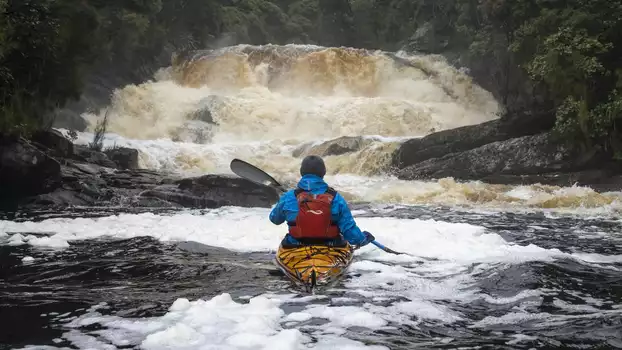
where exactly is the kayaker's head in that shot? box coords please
[300,155,326,178]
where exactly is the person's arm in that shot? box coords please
[333,193,368,245]
[269,192,289,225]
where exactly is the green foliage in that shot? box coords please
[374,0,622,156]
[508,0,622,152]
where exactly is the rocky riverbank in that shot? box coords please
[0,130,279,212]
[389,114,622,192]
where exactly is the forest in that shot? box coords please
[1,0,621,159]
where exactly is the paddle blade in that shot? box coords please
[230,158,285,192]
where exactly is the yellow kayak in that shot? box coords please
[274,242,354,293]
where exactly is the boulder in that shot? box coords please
[0,136,62,200]
[140,174,280,209]
[188,97,216,124]
[73,145,117,168]
[396,133,588,181]
[27,189,99,207]
[172,96,221,144]
[171,120,214,144]
[31,129,74,158]
[293,136,373,158]
[105,147,139,170]
[51,109,89,132]
[391,111,555,170]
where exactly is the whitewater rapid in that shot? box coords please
[3,206,622,349]
[60,44,620,214]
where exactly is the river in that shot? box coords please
[1,44,621,349]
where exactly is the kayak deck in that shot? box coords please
[274,243,354,293]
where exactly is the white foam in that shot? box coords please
[57,125,622,215]
[8,207,619,345]
[3,208,621,268]
[507,334,538,345]
[303,305,388,329]
[41,293,389,350]
[8,234,70,248]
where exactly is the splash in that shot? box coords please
[83,44,500,142]
[75,44,622,213]
[65,127,622,214]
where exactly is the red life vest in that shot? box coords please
[288,187,340,240]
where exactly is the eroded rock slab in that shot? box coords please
[396,133,602,182]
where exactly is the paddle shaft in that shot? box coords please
[371,240,407,255]
[229,158,408,256]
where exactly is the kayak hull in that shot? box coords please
[274,242,354,293]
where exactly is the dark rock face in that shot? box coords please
[396,133,575,180]
[73,145,118,168]
[51,109,89,132]
[104,147,139,170]
[170,96,218,144]
[31,129,74,158]
[188,97,216,124]
[391,120,501,169]
[391,112,555,170]
[394,131,619,189]
[0,136,62,201]
[171,120,214,144]
[293,136,373,157]
[383,108,622,189]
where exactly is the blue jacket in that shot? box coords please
[269,174,367,246]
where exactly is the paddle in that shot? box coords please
[229,158,410,256]
[230,158,287,193]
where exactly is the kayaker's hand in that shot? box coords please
[361,231,375,246]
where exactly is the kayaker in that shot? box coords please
[269,155,376,248]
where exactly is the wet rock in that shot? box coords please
[70,162,101,175]
[391,112,555,169]
[141,175,280,209]
[51,109,88,132]
[171,120,214,144]
[105,147,139,170]
[292,141,314,157]
[31,129,74,158]
[73,145,117,168]
[293,136,373,157]
[21,166,172,209]
[392,120,502,169]
[27,189,97,207]
[0,136,62,199]
[188,97,216,124]
[396,133,594,182]
[134,197,184,208]
[172,96,220,144]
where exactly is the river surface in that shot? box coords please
[2,205,621,349]
[2,44,622,349]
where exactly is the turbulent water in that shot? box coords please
[2,44,622,349]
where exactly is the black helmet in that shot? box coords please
[300,155,326,178]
